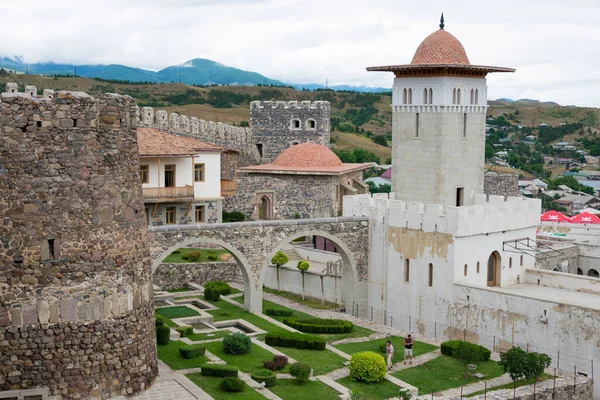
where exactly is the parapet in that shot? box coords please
[250,100,330,111]
[343,193,541,237]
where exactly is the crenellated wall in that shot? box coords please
[0,83,158,399]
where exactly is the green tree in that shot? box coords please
[271,250,289,293]
[485,144,495,159]
[297,261,310,300]
[372,135,388,147]
[499,347,528,384]
[523,352,552,381]
[456,342,482,378]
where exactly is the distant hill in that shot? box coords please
[0,56,285,86]
[294,84,391,93]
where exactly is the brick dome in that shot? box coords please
[272,142,342,168]
[411,29,470,65]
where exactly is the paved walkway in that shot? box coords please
[125,363,212,400]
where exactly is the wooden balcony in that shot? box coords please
[143,185,194,203]
[221,179,237,196]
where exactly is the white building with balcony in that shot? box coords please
[137,128,230,226]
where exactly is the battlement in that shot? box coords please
[250,100,330,111]
[343,193,541,237]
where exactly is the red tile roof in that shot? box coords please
[137,128,222,157]
[380,168,392,179]
[411,29,470,65]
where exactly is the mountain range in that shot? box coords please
[0,56,390,92]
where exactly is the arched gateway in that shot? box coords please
[148,216,370,313]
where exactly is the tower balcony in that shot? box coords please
[142,185,194,203]
[221,179,237,196]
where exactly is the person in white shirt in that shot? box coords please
[385,340,395,371]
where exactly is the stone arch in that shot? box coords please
[487,250,501,286]
[150,237,258,312]
[305,119,316,130]
[259,194,273,220]
[577,268,584,275]
[261,229,363,311]
[290,118,301,130]
[588,269,599,278]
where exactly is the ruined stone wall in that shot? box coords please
[136,106,260,167]
[0,84,158,398]
[484,171,519,198]
[250,101,331,163]
[535,240,579,274]
[456,376,593,400]
[153,262,240,290]
[223,173,339,220]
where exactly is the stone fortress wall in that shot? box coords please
[0,84,158,398]
[250,100,331,163]
[483,171,519,198]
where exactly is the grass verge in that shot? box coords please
[156,306,200,319]
[263,286,339,310]
[186,373,265,400]
[273,346,347,376]
[336,377,404,400]
[269,378,341,400]
[333,336,438,364]
[163,247,230,263]
[465,373,553,397]
[157,341,209,370]
[203,341,283,374]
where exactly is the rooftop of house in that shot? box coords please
[137,128,223,157]
[239,142,372,175]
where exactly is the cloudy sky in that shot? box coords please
[1,0,599,106]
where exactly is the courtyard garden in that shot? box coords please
[163,247,232,263]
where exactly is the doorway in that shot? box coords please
[259,195,272,220]
[164,164,176,187]
[487,251,500,286]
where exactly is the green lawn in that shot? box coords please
[155,312,177,328]
[263,286,339,310]
[269,378,341,400]
[167,287,191,293]
[393,355,505,395]
[206,299,291,336]
[273,346,347,375]
[156,306,200,319]
[163,248,230,263]
[187,330,232,341]
[336,377,404,400]
[157,341,209,370]
[186,373,265,400]
[203,341,281,374]
[334,336,438,364]
[466,373,553,397]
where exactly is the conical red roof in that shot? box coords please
[411,29,470,65]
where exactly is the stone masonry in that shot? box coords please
[153,262,240,290]
[146,201,221,226]
[483,171,519,198]
[0,84,158,398]
[250,101,331,163]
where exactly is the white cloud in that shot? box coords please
[0,0,599,106]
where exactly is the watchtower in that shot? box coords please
[367,15,514,207]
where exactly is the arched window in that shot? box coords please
[520,255,523,266]
[475,89,479,104]
[423,88,428,105]
[470,89,475,104]
[404,259,410,282]
[588,269,599,278]
[290,141,300,147]
[464,264,468,276]
[457,88,461,104]
[577,268,583,275]
[408,88,412,104]
[452,88,457,104]
[306,119,316,130]
[428,263,433,287]
[509,257,513,268]
[403,88,407,105]
[290,119,301,130]
[476,262,480,273]
[429,88,433,104]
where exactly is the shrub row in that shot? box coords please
[265,333,326,351]
[205,281,232,295]
[220,377,245,392]
[155,319,170,346]
[265,308,293,317]
[251,369,277,387]
[283,317,353,334]
[441,340,491,361]
[179,344,206,359]
[263,355,288,371]
[175,326,193,338]
[200,363,238,377]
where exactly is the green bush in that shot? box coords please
[208,255,218,261]
[223,333,252,355]
[188,251,202,262]
[440,340,490,361]
[251,369,277,387]
[263,354,288,371]
[223,210,246,222]
[172,249,181,254]
[155,318,164,328]
[182,255,189,260]
[200,364,238,377]
[290,362,311,384]
[179,344,206,359]
[205,281,232,296]
[204,287,221,302]
[156,325,170,346]
[283,317,353,334]
[265,308,293,317]
[271,250,289,267]
[219,377,245,392]
[175,326,193,338]
[349,351,386,383]
[297,260,310,272]
[264,332,326,351]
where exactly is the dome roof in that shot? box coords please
[272,142,343,168]
[411,29,470,65]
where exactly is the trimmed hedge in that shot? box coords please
[220,377,245,392]
[175,326,193,338]
[179,344,206,359]
[156,325,170,345]
[265,332,326,351]
[283,317,353,334]
[200,363,238,377]
[441,340,491,361]
[223,333,252,355]
[251,369,277,387]
[204,287,221,301]
[155,318,164,327]
[349,351,386,383]
[205,281,232,296]
[266,308,293,317]
[290,362,311,383]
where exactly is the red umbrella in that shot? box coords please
[569,212,600,224]
[540,210,569,222]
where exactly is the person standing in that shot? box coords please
[385,340,394,371]
[404,334,413,365]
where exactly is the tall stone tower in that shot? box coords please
[368,16,514,207]
[0,85,158,398]
[250,101,330,163]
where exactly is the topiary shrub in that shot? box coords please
[175,326,194,338]
[289,362,311,384]
[271,250,288,267]
[297,260,310,272]
[156,325,170,346]
[251,368,277,387]
[172,249,181,254]
[208,254,218,261]
[204,286,221,302]
[263,355,288,371]
[283,317,353,334]
[200,364,238,377]
[187,251,202,262]
[182,255,189,260]
[349,351,386,383]
[441,340,490,361]
[205,281,232,296]
[264,333,326,351]
[155,318,164,328]
[265,308,293,317]
[219,377,245,392]
[179,344,206,359]
[223,333,251,355]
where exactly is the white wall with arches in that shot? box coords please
[393,76,487,107]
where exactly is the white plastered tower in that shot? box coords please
[368,16,514,207]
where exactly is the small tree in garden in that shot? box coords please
[289,362,311,384]
[523,352,552,381]
[499,346,528,393]
[297,260,310,300]
[271,250,288,293]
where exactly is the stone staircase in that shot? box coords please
[283,247,302,264]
